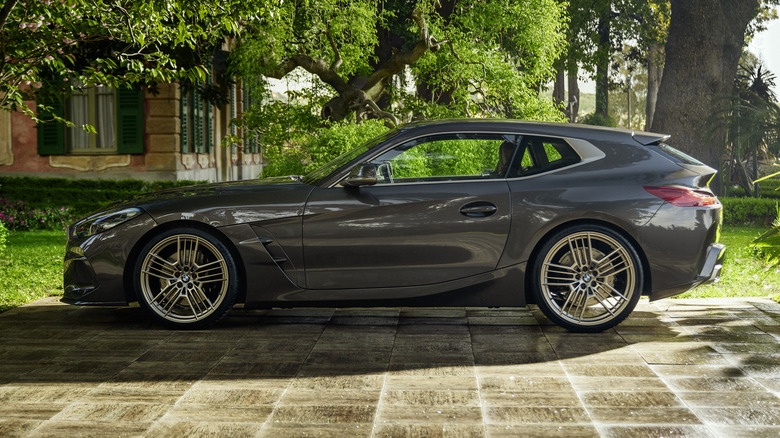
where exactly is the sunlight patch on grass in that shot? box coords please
[678,226,780,299]
[0,230,66,312]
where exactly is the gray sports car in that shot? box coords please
[63,119,724,332]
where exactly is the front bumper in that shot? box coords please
[62,212,157,306]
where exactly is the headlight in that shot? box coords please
[72,207,143,238]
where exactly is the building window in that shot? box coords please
[66,85,116,153]
[37,86,144,156]
[180,85,213,154]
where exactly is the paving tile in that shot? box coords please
[145,420,264,438]
[587,407,702,425]
[485,406,590,424]
[599,425,716,438]
[385,376,478,391]
[377,405,483,424]
[579,390,682,407]
[2,297,780,436]
[691,407,780,426]
[374,423,484,438]
[382,389,480,406]
[0,419,42,438]
[261,422,373,437]
[271,405,377,423]
[485,424,599,438]
[479,376,573,392]
[27,421,152,438]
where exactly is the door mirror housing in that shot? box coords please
[342,163,378,187]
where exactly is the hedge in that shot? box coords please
[0,176,206,218]
[720,196,778,226]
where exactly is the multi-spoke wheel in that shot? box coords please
[133,228,239,329]
[531,225,643,332]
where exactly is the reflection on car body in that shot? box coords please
[63,119,724,332]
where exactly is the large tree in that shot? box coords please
[0,0,247,121]
[232,0,567,126]
[651,0,760,171]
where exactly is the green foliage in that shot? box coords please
[0,230,66,312]
[720,196,779,226]
[0,221,7,256]
[751,206,780,271]
[0,198,72,231]
[262,119,390,178]
[1,0,252,120]
[0,177,206,218]
[680,225,780,299]
[580,112,618,127]
[390,139,499,179]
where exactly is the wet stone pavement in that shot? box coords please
[0,297,779,438]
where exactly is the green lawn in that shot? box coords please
[0,230,66,312]
[0,226,778,312]
[678,225,780,300]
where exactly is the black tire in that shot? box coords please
[133,227,238,329]
[531,224,643,332]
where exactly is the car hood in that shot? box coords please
[130,177,316,227]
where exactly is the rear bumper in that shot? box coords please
[696,243,726,284]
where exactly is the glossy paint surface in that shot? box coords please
[62,119,723,311]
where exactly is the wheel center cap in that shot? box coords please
[583,274,592,283]
[182,274,190,283]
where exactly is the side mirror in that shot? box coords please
[342,163,378,187]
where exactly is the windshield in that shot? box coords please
[301,129,401,185]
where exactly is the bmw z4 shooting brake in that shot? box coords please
[63,120,725,332]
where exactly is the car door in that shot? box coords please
[302,133,517,290]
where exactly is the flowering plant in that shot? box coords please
[0,197,72,231]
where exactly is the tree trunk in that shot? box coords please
[651,0,758,172]
[644,43,664,131]
[594,10,610,119]
[567,63,580,123]
[553,65,565,112]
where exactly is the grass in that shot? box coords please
[678,225,780,300]
[0,230,66,312]
[0,226,778,312]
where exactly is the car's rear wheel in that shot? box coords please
[133,228,238,329]
[531,224,643,332]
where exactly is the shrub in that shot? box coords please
[720,196,778,226]
[0,197,73,231]
[0,177,206,218]
[579,112,618,127]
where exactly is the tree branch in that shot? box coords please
[267,54,351,94]
[325,23,342,72]
[0,0,18,33]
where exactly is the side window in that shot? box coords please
[517,136,580,176]
[369,133,519,183]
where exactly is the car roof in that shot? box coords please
[397,119,670,146]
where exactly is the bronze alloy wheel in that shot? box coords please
[135,228,238,328]
[533,225,643,332]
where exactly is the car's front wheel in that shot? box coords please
[531,224,643,332]
[133,227,238,329]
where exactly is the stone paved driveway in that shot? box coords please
[0,297,779,437]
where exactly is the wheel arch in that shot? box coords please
[122,219,248,304]
[523,218,652,305]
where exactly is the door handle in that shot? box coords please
[460,202,497,218]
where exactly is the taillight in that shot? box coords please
[644,186,718,207]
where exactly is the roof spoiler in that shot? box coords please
[632,131,671,146]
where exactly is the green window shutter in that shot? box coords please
[205,101,213,153]
[193,87,204,153]
[180,90,190,153]
[36,98,65,155]
[116,87,144,154]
